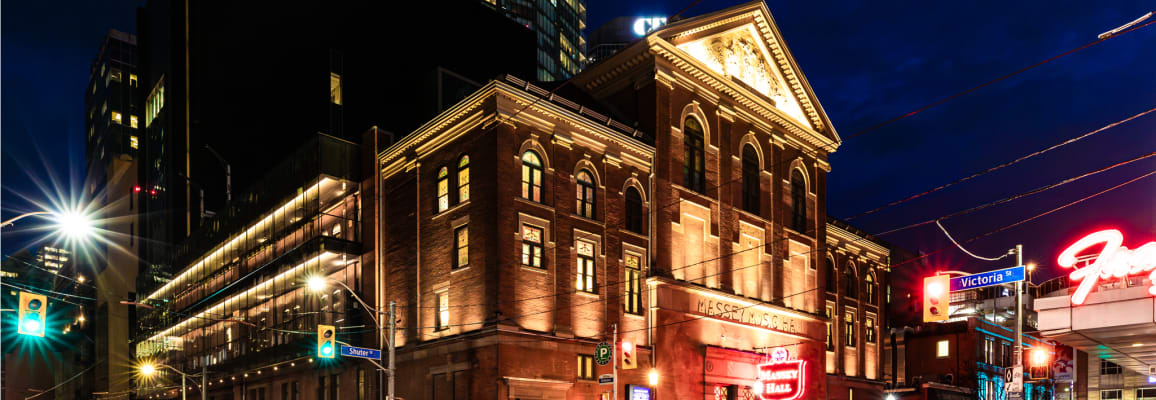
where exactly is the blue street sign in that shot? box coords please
[950,265,1026,292]
[340,345,382,360]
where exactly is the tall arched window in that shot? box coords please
[457,155,470,202]
[683,117,705,193]
[742,145,760,214]
[436,166,450,212]
[576,170,595,219]
[865,272,876,304]
[844,267,857,299]
[625,187,643,233]
[825,257,837,293]
[790,169,806,232]
[521,151,543,202]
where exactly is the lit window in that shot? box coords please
[790,169,807,232]
[576,240,596,293]
[865,317,875,343]
[130,136,139,149]
[457,155,470,202]
[436,166,449,212]
[865,273,876,304]
[937,340,950,358]
[435,291,449,331]
[521,151,543,202]
[984,338,994,364]
[624,253,643,315]
[575,170,595,218]
[130,115,139,129]
[577,354,595,380]
[129,74,138,87]
[111,111,123,124]
[624,187,643,233]
[110,68,122,83]
[521,224,544,268]
[844,310,856,348]
[146,80,165,128]
[683,117,705,193]
[454,226,468,269]
[330,72,342,105]
[741,144,760,214]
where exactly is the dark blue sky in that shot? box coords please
[4,0,1154,283]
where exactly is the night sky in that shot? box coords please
[3,1,1154,284]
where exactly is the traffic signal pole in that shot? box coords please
[612,323,618,400]
[1014,244,1024,396]
[388,301,396,400]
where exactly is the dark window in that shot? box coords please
[845,267,857,299]
[624,253,643,315]
[577,354,595,379]
[437,166,450,212]
[741,145,760,214]
[825,258,837,293]
[576,241,596,293]
[454,225,468,269]
[576,170,595,218]
[624,187,644,233]
[1102,390,1122,400]
[521,224,544,268]
[683,117,705,193]
[521,151,543,202]
[1101,360,1122,375]
[1136,388,1156,400]
[790,169,806,232]
[457,155,470,203]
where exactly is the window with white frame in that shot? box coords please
[435,291,449,331]
[521,224,544,268]
[454,225,468,269]
[1101,390,1122,400]
[576,240,596,293]
[624,253,643,315]
[937,340,950,358]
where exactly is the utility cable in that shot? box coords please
[936,220,1009,261]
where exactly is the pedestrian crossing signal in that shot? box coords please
[18,292,47,337]
[318,325,335,359]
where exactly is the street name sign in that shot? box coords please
[595,342,612,366]
[599,374,614,385]
[951,265,1025,292]
[340,345,382,360]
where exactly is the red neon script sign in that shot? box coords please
[755,348,807,400]
[1058,229,1156,305]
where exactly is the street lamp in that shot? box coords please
[138,362,206,400]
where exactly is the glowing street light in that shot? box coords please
[648,368,659,386]
[307,275,328,293]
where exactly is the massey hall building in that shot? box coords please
[132,2,891,399]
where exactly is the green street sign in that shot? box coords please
[595,342,612,366]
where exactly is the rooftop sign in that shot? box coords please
[633,17,667,36]
[1058,229,1156,305]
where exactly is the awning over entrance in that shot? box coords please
[1036,285,1156,375]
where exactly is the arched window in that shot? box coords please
[576,170,595,219]
[865,272,877,304]
[683,117,705,193]
[521,151,543,202]
[741,145,760,214]
[625,187,643,233]
[457,155,470,202]
[825,257,837,293]
[844,267,857,299]
[436,166,450,212]
[790,169,806,232]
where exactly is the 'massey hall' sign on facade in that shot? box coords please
[696,298,802,334]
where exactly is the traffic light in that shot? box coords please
[318,324,335,359]
[1027,348,1052,380]
[621,341,637,370]
[923,275,950,322]
[18,292,47,337]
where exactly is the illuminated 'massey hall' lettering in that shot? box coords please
[696,298,799,334]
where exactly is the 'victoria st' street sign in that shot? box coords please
[950,265,1025,292]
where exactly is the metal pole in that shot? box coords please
[202,365,207,400]
[388,301,396,400]
[1015,244,1024,396]
[182,373,187,400]
[613,323,618,400]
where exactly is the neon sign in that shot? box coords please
[755,348,807,400]
[1058,229,1156,305]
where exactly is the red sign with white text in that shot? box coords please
[755,348,807,400]
[1058,229,1156,305]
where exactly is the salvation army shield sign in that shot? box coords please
[756,349,807,400]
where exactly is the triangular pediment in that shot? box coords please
[649,1,840,145]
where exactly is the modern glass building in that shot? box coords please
[483,0,586,81]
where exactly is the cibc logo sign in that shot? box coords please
[1058,229,1156,305]
[633,17,667,36]
[755,348,807,400]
